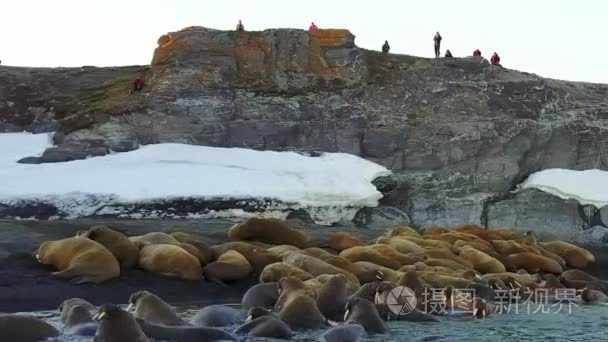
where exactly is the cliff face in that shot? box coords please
[2,27,608,240]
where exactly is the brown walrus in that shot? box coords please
[36,237,120,284]
[78,225,139,268]
[204,249,252,282]
[138,244,203,280]
[228,218,310,248]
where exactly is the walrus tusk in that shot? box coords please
[126,303,133,312]
[344,310,350,321]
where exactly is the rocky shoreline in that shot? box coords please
[1,218,607,313]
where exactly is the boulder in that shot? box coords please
[486,189,583,241]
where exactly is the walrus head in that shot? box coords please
[93,304,122,321]
[126,290,149,312]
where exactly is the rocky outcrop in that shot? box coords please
[2,26,608,240]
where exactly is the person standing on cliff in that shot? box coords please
[236,20,244,32]
[309,22,318,32]
[433,32,442,58]
[382,40,390,53]
[491,52,501,65]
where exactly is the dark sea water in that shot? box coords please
[27,302,608,342]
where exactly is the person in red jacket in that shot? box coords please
[490,52,501,65]
[473,49,481,57]
[309,22,318,32]
[131,74,145,94]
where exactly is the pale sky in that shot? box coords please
[1,0,607,84]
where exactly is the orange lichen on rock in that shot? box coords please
[310,29,353,47]
[151,34,181,65]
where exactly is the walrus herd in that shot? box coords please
[6,218,606,341]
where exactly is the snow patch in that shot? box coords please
[521,168,608,208]
[0,133,390,225]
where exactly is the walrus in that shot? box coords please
[453,239,499,258]
[203,249,252,282]
[452,224,520,241]
[275,279,327,329]
[374,283,439,322]
[36,236,120,284]
[234,307,294,339]
[211,241,280,273]
[0,314,60,342]
[344,297,387,334]
[560,269,608,291]
[503,252,563,274]
[316,274,349,322]
[472,298,496,318]
[130,232,180,245]
[399,236,451,249]
[353,261,404,283]
[267,245,301,257]
[302,247,333,258]
[190,305,244,327]
[340,246,401,270]
[93,304,148,342]
[321,323,365,342]
[384,226,421,238]
[580,288,608,304]
[427,232,492,248]
[138,244,203,280]
[376,236,426,254]
[491,240,539,256]
[327,232,366,252]
[418,272,471,289]
[422,258,472,271]
[540,241,595,268]
[457,246,506,274]
[176,242,208,265]
[59,298,95,322]
[128,290,187,326]
[259,262,313,283]
[282,252,361,290]
[227,217,310,248]
[241,282,280,309]
[64,305,94,330]
[136,317,239,341]
[79,225,139,268]
[406,249,473,268]
[170,231,213,263]
[366,244,420,266]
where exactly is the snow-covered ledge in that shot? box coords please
[521,168,608,208]
[0,133,390,225]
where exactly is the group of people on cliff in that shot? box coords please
[129,22,501,94]
[383,31,500,65]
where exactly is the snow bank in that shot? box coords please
[521,168,608,208]
[0,133,390,224]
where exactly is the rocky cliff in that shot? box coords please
[2,26,608,241]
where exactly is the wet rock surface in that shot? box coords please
[2,26,608,239]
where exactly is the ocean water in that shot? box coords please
[30,302,608,342]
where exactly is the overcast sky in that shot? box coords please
[2,0,606,84]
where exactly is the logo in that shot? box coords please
[386,286,417,315]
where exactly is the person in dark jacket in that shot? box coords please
[444,49,453,58]
[236,20,244,31]
[382,40,390,53]
[433,32,442,58]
